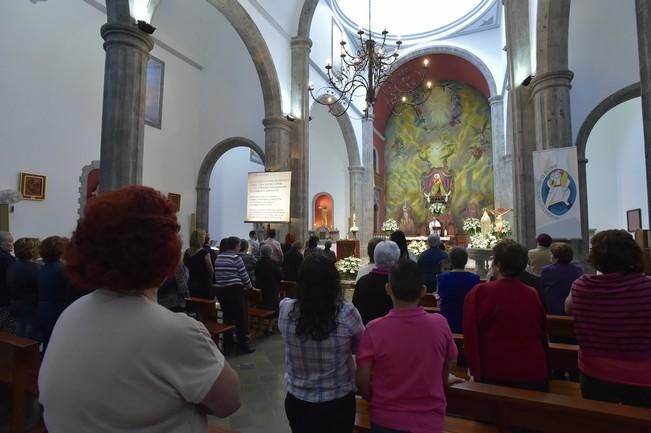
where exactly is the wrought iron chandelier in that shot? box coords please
[309,0,402,118]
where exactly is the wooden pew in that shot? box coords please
[0,332,44,433]
[419,293,438,308]
[546,314,575,340]
[246,289,275,337]
[279,280,297,299]
[185,297,236,348]
[449,333,578,375]
[354,396,497,433]
[446,381,651,433]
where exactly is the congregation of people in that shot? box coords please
[1,186,650,433]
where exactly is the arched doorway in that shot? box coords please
[196,137,265,232]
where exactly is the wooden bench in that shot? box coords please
[246,289,275,337]
[355,396,497,433]
[546,314,575,340]
[279,280,297,299]
[446,381,651,433]
[419,293,438,308]
[449,333,578,375]
[0,332,45,433]
[185,297,236,349]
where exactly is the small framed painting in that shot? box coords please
[627,208,642,232]
[145,55,165,129]
[19,172,47,200]
[168,193,181,212]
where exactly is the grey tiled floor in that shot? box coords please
[209,334,291,433]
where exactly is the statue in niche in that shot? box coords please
[421,166,455,201]
[320,205,328,228]
[399,201,416,235]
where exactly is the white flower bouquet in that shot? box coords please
[462,217,481,235]
[468,232,498,249]
[407,240,428,257]
[336,256,361,279]
[381,218,399,233]
[429,202,446,215]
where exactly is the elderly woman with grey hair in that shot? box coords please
[418,233,449,293]
[255,244,282,313]
[352,240,401,325]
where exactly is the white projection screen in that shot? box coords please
[245,171,292,223]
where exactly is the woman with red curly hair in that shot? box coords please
[38,186,241,433]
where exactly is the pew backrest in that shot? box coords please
[447,381,651,433]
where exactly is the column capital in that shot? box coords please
[530,70,574,97]
[348,165,365,175]
[196,185,211,192]
[578,157,588,164]
[291,36,313,50]
[488,95,504,106]
[263,116,293,132]
[101,23,154,54]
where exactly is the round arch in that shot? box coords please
[206,0,283,119]
[575,82,641,247]
[196,137,265,231]
[389,46,497,97]
[309,97,361,167]
[298,0,319,37]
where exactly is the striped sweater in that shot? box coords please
[214,252,252,288]
[571,273,651,360]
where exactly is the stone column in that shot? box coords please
[348,165,364,250]
[489,96,512,213]
[263,117,292,171]
[195,186,210,231]
[99,21,154,191]
[504,0,537,246]
[290,36,312,243]
[360,115,375,251]
[636,0,651,231]
[263,116,293,238]
[530,70,574,150]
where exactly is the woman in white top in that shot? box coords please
[39,186,241,433]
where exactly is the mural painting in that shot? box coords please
[384,80,493,235]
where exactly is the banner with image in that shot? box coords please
[533,147,581,238]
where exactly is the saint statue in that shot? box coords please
[480,210,492,234]
[490,208,512,233]
[399,201,416,234]
[320,205,328,228]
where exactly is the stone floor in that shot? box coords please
[0,334,291,433]
[210,334,290,433]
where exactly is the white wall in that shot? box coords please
[308,104,350,234]
[209,147,263,241]
[0,1,105,240]
[569,0,640,143]
[0,0,267,248]
[586,98,647,232]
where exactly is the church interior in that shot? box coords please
[1,1,651,432]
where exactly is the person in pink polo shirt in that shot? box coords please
[356,260,458,433]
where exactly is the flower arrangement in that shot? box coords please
[336,256,361,279]
[462,217,481,235]
[407,240,428,257]
[463,216,511,249]
[429,202,446,215]
[468,232,498,249]
[381,218,399,233]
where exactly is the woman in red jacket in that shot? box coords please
[463,240,549,391]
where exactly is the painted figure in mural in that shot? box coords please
[544,169,572,209]
[421,167,454,199]
[399,202,417,235]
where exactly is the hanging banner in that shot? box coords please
[245,171,292,223]
[533,147,581,238]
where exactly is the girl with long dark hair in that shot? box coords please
[278,254,364,433]
[390,230,417,262]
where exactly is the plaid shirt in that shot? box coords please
[279,298,364,403]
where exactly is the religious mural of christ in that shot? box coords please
[384,81,494,235]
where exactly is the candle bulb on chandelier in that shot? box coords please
[423,58,430,67]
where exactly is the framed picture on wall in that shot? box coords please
[145,55,165,129]
[19,172,46,200]
[167,193,181,212]
[627,208,642,232]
